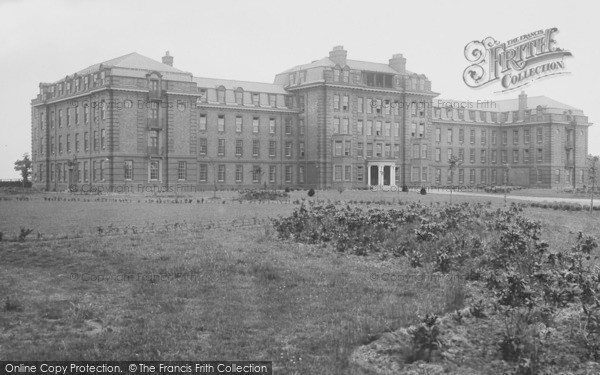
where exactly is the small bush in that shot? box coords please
[308,188,315,197]
[420,187,427,195]
[284,187,290,193]
[408,314,441,362]
[18,228,33,242]
[402,185,409,192]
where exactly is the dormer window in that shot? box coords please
[342,69,349,83]
[217,87,226,104]
[252,93,260,106]
[299,71,306,83]
[289,73,296,86]
[235,89,243,105]
[419,79,425,91]
[100,71,106,85]
[150,80,159,92]
[364,72,393,88]
[269,94,277,107]
[84,76,89,90]
[333,69,340,82]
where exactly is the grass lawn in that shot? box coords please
[1,190,599,373]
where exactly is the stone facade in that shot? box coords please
[30,47,591,192]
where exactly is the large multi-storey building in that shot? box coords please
[30,46,591,191]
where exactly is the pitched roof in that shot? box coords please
[76,52,187,75]
[279,57,416,75]
[435,96,583,114]
[193,77,287,94]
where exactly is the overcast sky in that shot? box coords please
[1,0,598,179]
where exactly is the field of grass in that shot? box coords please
[1,190,599,374]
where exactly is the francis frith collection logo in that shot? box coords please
[463,27,572,92]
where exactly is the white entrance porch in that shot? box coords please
[367,162,396,187]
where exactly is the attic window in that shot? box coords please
[364,72,393,88]
[333,69,340,82]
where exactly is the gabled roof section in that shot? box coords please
[279,57,415,75]
[76,52,187,75]
[194,77,287,95]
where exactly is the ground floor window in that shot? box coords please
[344,165,351,181]
[199,164,207,182]
[269,166,276,183]
[285,166,292,183]
[178,161,187,180]
[235,165,243,183]
[299,166,305,183]
[334,165,342,181]
[357,166,364,182]
[149,160,160,181]
[124,160,133,180]
[218,165,226,182]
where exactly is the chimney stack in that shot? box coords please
[162,51,174,67]
[329,46,347,66]
[518,91,527,121]
[389,53,406,73]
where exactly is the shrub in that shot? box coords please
[408,314,442,362]
[402,185,409,192]
[239,189,288,201]
[18,228,33,242]
[284,187,290,193]
[420,187,427,195]
[308,188,315,197]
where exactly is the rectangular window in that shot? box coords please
[513,130,519,145]
[366,98,372,114]
[481,149,487,163]
[84,132,89,151]
[149,161,159,181]
[357,142,364,157]
[458,148,464,162]
[501,130,507,145]
[199,138,207,155]
[218,139,225,155]
[299,142,305,158]
[376,143,382,157]
[285,142,292,157]
[357,166,364,182]
[269,118,276,134]
[124,160,133,180]
[501,150,507,164]
[342,95,349,111]
[100,129,106,150]
[422,167,428,182]
[393,122,399,137]
[253,140,260,157]
[481,169,487,183]
[435,168,441,184]
[470,169,476,184]
[537,127,543,143]
[199,114,207,131]
[218,165,226,182]
[470,149,475,163]
[470,129,475,144]
[235,165,243,183]
[235,139,243,156]
[513,150,519,163]
[537,148,543,162]
[524,129,530,144]
[218,115,225,132]
[366,121,373,136]
[236,116,243,133]
[375,121,382,136]
[342,118,349,134]
[269,141,276,157]
[235,90,243,105]
[435,148,441,162]
[217,89,226,103]
[412,144,420,159]
[458,168,464,184]
[421,144,427,159]
[285,118,292,135]
[334,165,342,181]
[269,94,276,107]
[178,161,187,180]
[335,140,342,156]
[492,169,497,184]
[357,120,364,135]
[447,148,452,162]
[58,135,63,153]
[253,117,259,133]
[481,130,486,145]
[345,140,351,157]
[66,134,71,153]
[447,129,453,143]
[298,96,305,111]
[523,149,530,163]
[491,131,497,145]
[333,118,340,134]
[384,122,391,137]
[199,164,207,182]
[75,134,79,152]
[285,166,292,183]
[491,150,497,163]
[367,143,373,157]
[436,128,441,142]
[253,166,261,183]
[336,165,347,182]
[299,119,305,135]
[459,128,464,143]
[555,169,561,183]
[411,166,419,182]
[333,94,340,110]
[418,123,425,138]
[269,166,276,183]
[358,97,364,113]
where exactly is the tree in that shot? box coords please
[588,155,599,213]
[14,153,32,187]
[448,155,462,203]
